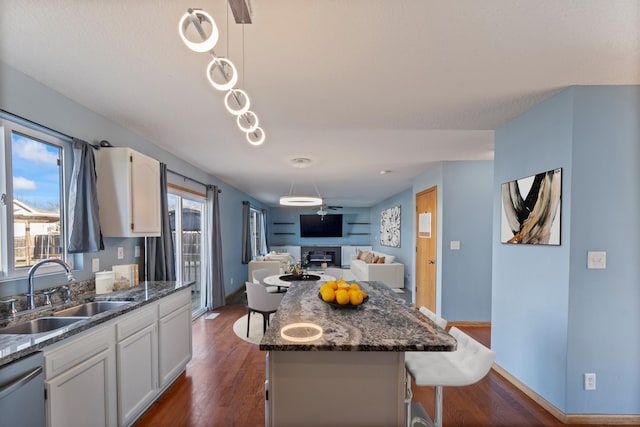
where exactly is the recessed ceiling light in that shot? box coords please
[380,170,392,175]
[290,158,313,168]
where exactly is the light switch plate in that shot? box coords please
[450,241,461,250]
[134,245,140,257]
[117,247,124,260]
[92,258,100,273]
[587,251,606,269]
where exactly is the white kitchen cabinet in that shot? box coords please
[43,289,192,427]
[44,327,117,427]
[116,305,158,426]
[158,289,192,388]
[96,147,161,237]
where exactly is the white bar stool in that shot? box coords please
[405,327,496,427]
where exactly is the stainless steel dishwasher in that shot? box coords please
[0,351,45,427]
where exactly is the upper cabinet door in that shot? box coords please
[96,147,161,237]
[130,151,161,235]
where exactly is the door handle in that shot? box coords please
[428,259,435,264]
[0,366,42,400]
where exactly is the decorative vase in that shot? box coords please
[291,265,304,279]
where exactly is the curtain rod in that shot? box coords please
[168,168,221,193]
[1,109,113,149]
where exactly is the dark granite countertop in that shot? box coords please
[259,281,456,352]
[0,281,190,367]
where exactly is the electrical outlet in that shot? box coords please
[584,373,596,390]
[92,258,100,273]
[117,247,124,259]
[450,240,461,250]
[134,245,140,257]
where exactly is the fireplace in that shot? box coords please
[301,246,341,268]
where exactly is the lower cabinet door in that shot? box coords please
[46,348,115,427]
[117,322,158,426]
[158,305,192,388]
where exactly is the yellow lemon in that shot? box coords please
[349,290,364,306]
[321,288,336,302]
[320,283,333,292]
[335,289,350,305]
[349,283,360,291]
[337,282,350,290]
[324,281,338,290]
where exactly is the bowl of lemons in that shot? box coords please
[318,280,368,309]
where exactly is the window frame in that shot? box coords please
[0,116,72,280]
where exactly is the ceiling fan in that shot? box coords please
[316,203,342,218]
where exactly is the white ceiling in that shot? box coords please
[1,0,638,207]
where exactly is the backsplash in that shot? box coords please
[0,279,96,322]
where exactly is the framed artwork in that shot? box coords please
[380,205,401,247]
[501,168,562,245]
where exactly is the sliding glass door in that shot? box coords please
[168,192,206,317]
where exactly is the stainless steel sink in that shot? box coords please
[0,317,86,335]
[53,301,131,317]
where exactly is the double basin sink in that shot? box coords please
[0,301,131,335]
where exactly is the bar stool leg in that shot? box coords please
[434,385,443,427]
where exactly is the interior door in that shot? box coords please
[415,186,437,311]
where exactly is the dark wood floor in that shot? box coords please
[134,302,608,427]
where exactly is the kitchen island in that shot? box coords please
[260,280,456,427]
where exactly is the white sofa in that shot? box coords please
[349,250,404,289]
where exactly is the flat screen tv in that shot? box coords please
[300,214,343,238]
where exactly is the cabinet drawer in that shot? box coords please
[116,304,157,342]
[158,289,190,318]
[45,326,113,380]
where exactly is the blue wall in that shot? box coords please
[268,207,373,247]
[441,161,493,321]
[413,161,493,321]
[493,86,640,415]
[0,62,267,298]
[493,89,573,410]
[565,86,640,413]
[370,188,414,288]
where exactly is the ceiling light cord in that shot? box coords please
[179,8,264,146]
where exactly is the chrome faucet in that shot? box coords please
[26,258,75,310]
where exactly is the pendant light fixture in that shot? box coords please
[279,179,323,207]
[279,196,323,207]
[178,7,265,146]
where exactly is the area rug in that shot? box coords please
[232,313,267,345]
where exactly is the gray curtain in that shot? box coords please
[147,163,176,281]
[68,138,104,253]
[207,185,225,308]
[241,201,252,264]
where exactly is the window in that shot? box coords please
[250,208,266,257]
[0,118,68,278]
[168,191,206,314]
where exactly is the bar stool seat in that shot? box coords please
[405,327,495,427]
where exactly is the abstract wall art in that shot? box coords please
[380,205,401,247]
[501,168,562,245]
